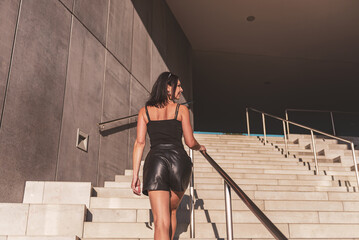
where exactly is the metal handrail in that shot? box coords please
[98,101,193,131]
[189,149,195,238]
[286,108,359,115]
[192,149,288,240]
[285,108,359,136]
[246,107,359,187]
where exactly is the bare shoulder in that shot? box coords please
[178,104,189,121]
[139,106,146,115]
[138,106,147,119]
[179,104,189,113]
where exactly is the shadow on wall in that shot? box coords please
[100,121,137,137]
[131,0,193,106]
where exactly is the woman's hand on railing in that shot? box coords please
[131,176,141,196]
[199,145,206,152]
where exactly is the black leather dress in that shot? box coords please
[142,104,193,196]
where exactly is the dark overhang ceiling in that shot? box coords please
[166,0,359,63]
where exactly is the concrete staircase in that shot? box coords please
[1,133,359,239]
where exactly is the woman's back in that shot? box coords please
[145,103,181,121]
[145,103,183,148]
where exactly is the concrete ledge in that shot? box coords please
[0,204,29,235]
[27,204,86,237]
[23,182,92,208]
[7,237,79,240]
[23,182,45,203]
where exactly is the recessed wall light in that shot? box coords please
[247,16,255,22]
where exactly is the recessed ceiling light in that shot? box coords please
[247,16,255,22]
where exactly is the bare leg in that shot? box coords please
[169,190,186,240]
[148,190,171,240]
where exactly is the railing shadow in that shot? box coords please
[174,189,220,239]
[99,121,137,136]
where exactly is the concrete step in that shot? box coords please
[304,143,350,150]
[193,160,349,171]
[191,210,359,224]
[288,224,359,238]
[88,208,359,224]
[83,222,289,238]
[198,144,283,150]
[192,158,302,165]
[104,180,355,193]
[203,149,287,155]
[293,137,340,144]
[90,196,266,211]
[194,154,337,163]
[266,200,359,212]
[264,200,344,211]
[94,188,149,199]
[115,174,344,187]
[80,238,359,240]
[115,174,341,185]
[94,187,359,202]
[90,197,151,209]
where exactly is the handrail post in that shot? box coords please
[282,120,289,157]
[189,148,195,238]
[330,112,336,136]
[262,113,267,145]
[246,108,250,136]
[285,110,290,138]
[350,143,359,188]
[310,130,319,175]
[224,182,233,240]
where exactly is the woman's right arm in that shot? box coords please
[131,107,147,195]
[181,106,206,151]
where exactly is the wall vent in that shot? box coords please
[76,128,89,152]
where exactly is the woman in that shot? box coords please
[131,72,206,240]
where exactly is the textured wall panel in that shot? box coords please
[107,0,133,70]
[57,18,105,184]
[59,0,73,11]
[74,0,109,45]
[131,6,152,90]
[0,0,71,202]
[151,41,168,88]
[0,0,20,124]
[98,52,130,184]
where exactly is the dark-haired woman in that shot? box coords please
[131,72,205,240]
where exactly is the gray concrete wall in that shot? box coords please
[0,0,193,203]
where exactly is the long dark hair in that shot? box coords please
[146,72,179,108]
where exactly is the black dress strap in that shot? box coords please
[145,105,151,121]
[174,104,180,120]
